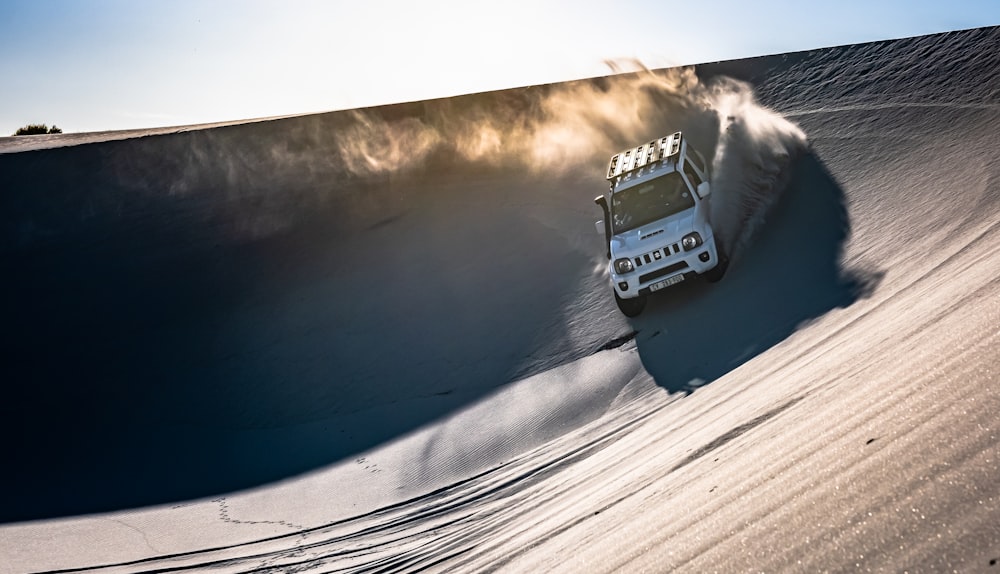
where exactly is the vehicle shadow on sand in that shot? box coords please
[629,151,881,393]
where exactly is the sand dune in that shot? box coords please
[1,26,997,573]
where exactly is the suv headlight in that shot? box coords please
[613,257,634,274]
[681,232,703,251]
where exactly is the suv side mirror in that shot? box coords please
[696,182,711,199]
[595,220,605,235]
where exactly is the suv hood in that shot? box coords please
[610,209,698,256]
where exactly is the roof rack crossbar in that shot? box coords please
[606,132,683,181]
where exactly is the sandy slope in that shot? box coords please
[1,27,998,573]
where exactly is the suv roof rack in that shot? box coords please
[606,132,683,181]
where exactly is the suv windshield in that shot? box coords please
[611,171,695,234]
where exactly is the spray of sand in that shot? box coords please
[335,63,807,257]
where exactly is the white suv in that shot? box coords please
[594,132,727,316]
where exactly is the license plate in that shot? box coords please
[649,274,685,292]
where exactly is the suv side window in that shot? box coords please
[683,159,702,188]
[688,149,705,172]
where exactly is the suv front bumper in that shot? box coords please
[611,236,718,298]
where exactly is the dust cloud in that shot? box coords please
[336,63,807,257]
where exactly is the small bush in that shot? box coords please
[13,124,62,136]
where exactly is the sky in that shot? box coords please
[1,0,998,135]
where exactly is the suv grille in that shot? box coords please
[633,243,680,268]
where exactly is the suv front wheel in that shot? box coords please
[614,290,647,317]
[703,238,729,283]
